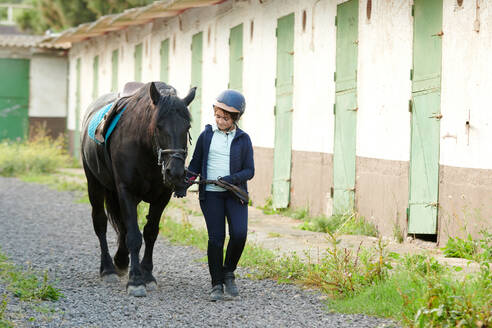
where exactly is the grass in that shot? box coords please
[258,198,379,237]
[158,210,492,327]
[442,230,492,263]
[0,128,71,177]
[0,251,62,303]
[299,212,379,237]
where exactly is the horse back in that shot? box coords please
[81,92,119,190]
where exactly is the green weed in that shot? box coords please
[442,231,492,263]
[0,251,62,302]
[442,234,478,260]
[258,197,308,220]
[299,212,378,237]
[0,294,12,328]
[0,128,71,177]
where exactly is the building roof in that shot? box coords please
[43,0,224,46]
[0,34,70,49]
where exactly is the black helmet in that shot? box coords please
[214,89,246,118]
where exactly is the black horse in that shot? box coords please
[81,82,195,297]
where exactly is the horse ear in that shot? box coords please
[183,87,197,106]
[149,82,161,105]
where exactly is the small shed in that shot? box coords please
[0,31,69,140]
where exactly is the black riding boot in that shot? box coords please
[207,241,224,301]
[223,236,246,297]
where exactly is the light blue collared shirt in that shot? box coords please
[206,124,236,191]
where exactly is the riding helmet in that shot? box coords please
[214,90,246,118]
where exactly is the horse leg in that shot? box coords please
[105,190,129,276]
[141,194,171,291]
[83,163,118,283]
[116,187,146,297]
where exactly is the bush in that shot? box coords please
[0,128,70,177]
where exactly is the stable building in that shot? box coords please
[0,32,69,140]
[46,0,492,244]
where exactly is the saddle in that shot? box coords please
[94,82,145,143]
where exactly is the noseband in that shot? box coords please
[155,131,192,185]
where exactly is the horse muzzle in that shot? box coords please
[157,148,187,186]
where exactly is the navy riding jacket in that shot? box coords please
[187,124,255,200]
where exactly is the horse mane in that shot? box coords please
[117,82,191,144]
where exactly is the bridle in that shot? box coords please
[155,130,192,185]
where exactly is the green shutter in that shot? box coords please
[160,39,170,82]
[134,43,143,82]
[229,24,243,91]
[92,55,99,100]
[272,13,294,209]
[408,0,443,234]
[333,0,358,214]
[0,58,29,141]
[189,32,203,161]
[111,49,118,92]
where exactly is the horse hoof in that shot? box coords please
[146,281,158,291]
[101,273,119,284]
[127,285,146,297]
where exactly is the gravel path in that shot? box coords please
[0,177,398,327]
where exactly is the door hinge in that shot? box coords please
[274,105,276,116]
[333,103,336,115]
[406,207,410,221]
[347,107,358,112]
[330,187,334,198]
[274,78,277,87]
[432,30,444,37]
[408,99,413,113]
[428,113,443,120]
[425,202,439,208]
[335,16,337,26]
[334,71,336,81]
[411,5,414,17]
[410,69,413,80]
[275,27,278,37]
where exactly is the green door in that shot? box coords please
[111,49,119,92]
[134,43,143,82]
[229,24,243,91]
[0,58,29,141]
[272,13,294,209]
[408,0,443,234]
[189,32,203,159]
[160,39,170,83]
[74,58,81,159]
[333,0,358,214]
[92,55,99,100]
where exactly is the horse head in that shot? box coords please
[150,82,196,187]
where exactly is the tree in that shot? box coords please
[16,0,154,34]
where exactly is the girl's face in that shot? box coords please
[214,107,234,131]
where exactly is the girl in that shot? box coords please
[176,90,254,301]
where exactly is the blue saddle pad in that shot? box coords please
[88,102,127,145]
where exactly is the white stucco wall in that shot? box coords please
[67,0,341,152]
[356,0,413,161]
[440,0,492,170]
[67,0,492,171]
[29,55,68,117]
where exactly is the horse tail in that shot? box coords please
[104,189,124,236]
